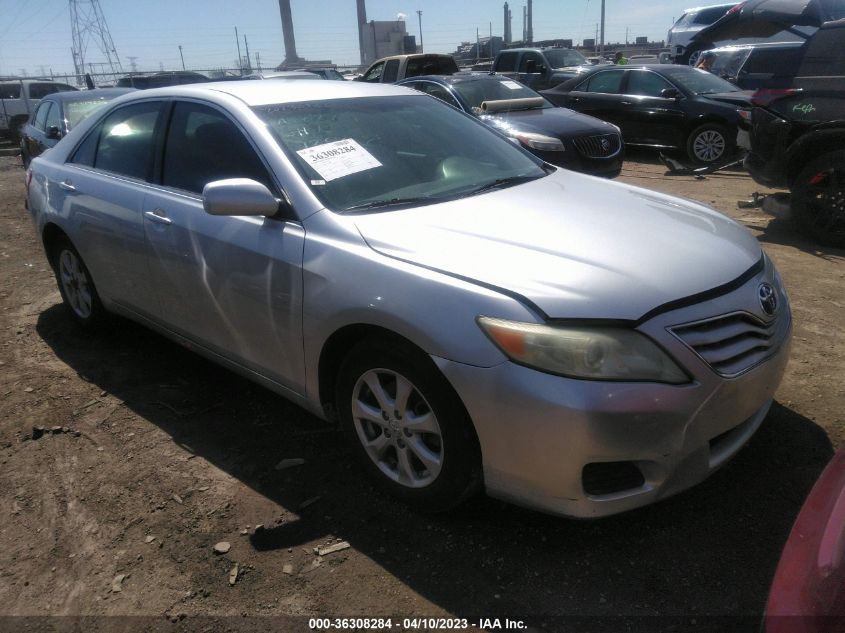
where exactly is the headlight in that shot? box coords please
[478,317,688,383]
[511,131,565,152]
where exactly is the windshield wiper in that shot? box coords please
[343,196,434,212]
[465,174,543,196]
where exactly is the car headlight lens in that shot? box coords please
[511,131,565,152]
[478,317,688,383]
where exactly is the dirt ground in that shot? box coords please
[0,150,842,633]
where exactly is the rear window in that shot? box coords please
[692,5,733,25]
[406,56,458,77]
[65,100,111,130]
[798,28,845,77]
[383,59,400,83]
[744,47,803,75]
[543,49,587,68]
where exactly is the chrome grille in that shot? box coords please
[670,311,790,377]
[573,133,621,158]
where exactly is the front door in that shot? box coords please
[141,100,306,391]
[621,70,686,147]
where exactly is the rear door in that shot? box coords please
[141,99,306,390]
[55,99,166,317]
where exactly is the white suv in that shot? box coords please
[668,3,737,62]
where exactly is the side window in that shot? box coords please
[93,101,162,180]
[45,102,62,131]
[33,102,51,130]
[0,83,21,99]
[496,52,518,72]
[519,52,545,74]
[585,70,624,94]
[626,70,672,97]
[162,101,273,195]
[419,83,460,108]
[70,123,101,167]
[382,59,400,82]
[362,61,385,83]
[435,57,459,74]
[29,83,61,99]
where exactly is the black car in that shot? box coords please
[115,71,208,89]
[541,64,753,164]
[19,88,133,167]
[397,73,624,178]
[707,9,845,244]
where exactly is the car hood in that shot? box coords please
[692,0,840,43]
[481,107,617,138]
[353,171,761,320]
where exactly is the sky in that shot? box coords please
[0,0,699,77]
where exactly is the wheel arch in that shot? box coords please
[787,130,845,188]
[41,222,71,270]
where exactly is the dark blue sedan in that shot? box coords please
[20,88,134,167]
[397,73,624,178]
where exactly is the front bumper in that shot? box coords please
[435,264,792,518]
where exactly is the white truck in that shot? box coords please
[0,80,77,143]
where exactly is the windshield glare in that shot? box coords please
[254,96,546,212]
[661,67,740,93]
[452,79,550,110]
[544,49,587,68]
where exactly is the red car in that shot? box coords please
[766,448,845,632]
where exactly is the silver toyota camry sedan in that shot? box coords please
[25,80,791,518]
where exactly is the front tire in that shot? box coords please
[50,237,109,328]
[686,123,733,164]
[335,337,481,512]
[791,150,845,248]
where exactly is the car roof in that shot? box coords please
[124,80,417,106]
[707,41,805,52]
[246,71,321,79]
[399,72,502,86]
[682,2,736,12]
[41,88,135,102]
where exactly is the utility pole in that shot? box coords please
[476,27,480,62]
[599,0,605,55]
[235,27,243,73]
[178,45,185,70]
[416,10,423,53]
[625,26,629,46]
[244,35,251,71]
[595,23,599,53]
[256,51,261,71]
[126,56,138,72]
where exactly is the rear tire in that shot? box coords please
[791,150,845,248]
[686,123,733,164]
[335,336,482,513]
[50,237,109,329]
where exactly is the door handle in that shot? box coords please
[58,180,75,191]
[144,209,172,225]
[620,101,632,106]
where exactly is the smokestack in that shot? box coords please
[356,0,367,66]
[527,0,533,44]
[503,2,510,44]
[278,0,299,64]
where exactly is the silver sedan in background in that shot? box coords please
[25,81,791,518]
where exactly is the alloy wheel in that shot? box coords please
[350,368,443,488]
[692,129,726,163]
[58,249,93,319]
[801,167,845,241]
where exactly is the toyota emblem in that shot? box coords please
[758,282,778,316]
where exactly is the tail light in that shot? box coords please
[725,2,745,16]
[751,88,801,107]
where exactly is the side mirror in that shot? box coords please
[202,178,286,217]
[47,125,62,140]
[539,64,548,74]
[660,88,680,99]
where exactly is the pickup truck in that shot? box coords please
[0,79,77,143]
[358,54,459,83]
[491,47,589,91]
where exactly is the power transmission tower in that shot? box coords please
[70,0,123,83]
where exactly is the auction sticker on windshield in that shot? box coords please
[296,139,382,182]
[501,80,523,90]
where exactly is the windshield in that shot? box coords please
[253,96,546,213]
[660,66,740,93]
[543,49,587,68]
[451,79,551,110]
[65,100,111,130]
